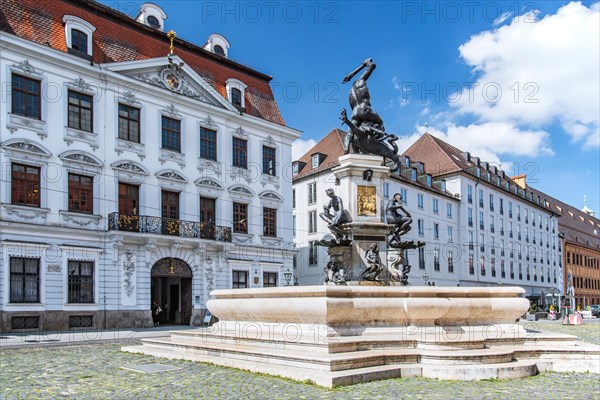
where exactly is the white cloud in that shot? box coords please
[292,138,317,160]
[493,11,512,26]
[453,2,599,148]
[400,122,552,170]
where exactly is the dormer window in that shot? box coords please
[225,78,247,110]
[312,155,319,169]
[411,168,417,181]
[231,88,242,107]
[63,16,96,58]
[293,162,299,176]
[147,16,160,28]
[426,175,432,187]
[71,30,87,53]
[204,33,231,58]
[214,45,225,56]
[135,3,167,31]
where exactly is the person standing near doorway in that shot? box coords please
[152,301,162,326]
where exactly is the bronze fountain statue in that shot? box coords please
[340,58,401,172]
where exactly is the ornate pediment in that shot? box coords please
[156,169,188,182]
[66,76,94,93]
[60,150,103,167]
[228,185,254,197]
[195,178,224,190]
[1,139,51,157]
[103,56,235,111]
[11,60,43,77]
[111,160,149,175]
[259,191,283,202]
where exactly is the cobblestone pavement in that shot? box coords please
[520,318,600,345]
[1,321,599,400]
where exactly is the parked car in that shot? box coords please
[589,305,600,318]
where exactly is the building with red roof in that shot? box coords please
[0,0,300,332]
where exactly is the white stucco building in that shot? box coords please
[0,0,300,331]
[293,130,563,303]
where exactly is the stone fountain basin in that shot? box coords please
[207,286,529,329]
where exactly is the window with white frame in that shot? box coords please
[308,182,317,204]
[63,16,96,58]
[225,78,247,109]
[308,210,317,234]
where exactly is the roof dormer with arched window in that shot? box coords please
[135,3,167,31]
[63,15,96,59]
[225,78,247,111]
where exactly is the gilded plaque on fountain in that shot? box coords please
[357,186,377,216]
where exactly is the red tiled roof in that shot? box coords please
[402,133,468,175]
[0,0,285,126]
[527,186,600,252]
[292,129,456,199]
[292,128,346,179]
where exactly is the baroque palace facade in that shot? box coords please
[293,132,565,305]
[0,1,300,331]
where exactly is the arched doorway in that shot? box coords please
[151,258,192,325]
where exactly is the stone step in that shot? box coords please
[121,344,539,387]
[138,337,419,371]
[170,329,489,353]
[421,359,539,380]
[137,336,522,372]
[419,348,515,365]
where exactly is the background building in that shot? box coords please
[0,0,300,332]
[293,131,565,305]
[525,188,599,308]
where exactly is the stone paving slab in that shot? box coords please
[121,363,181,373]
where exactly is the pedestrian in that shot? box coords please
[152,301,162,326]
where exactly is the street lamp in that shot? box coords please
[284,268,292,286]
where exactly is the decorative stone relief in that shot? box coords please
[59,211,102,229]
[64,127,98,150]
[12,60,43,76]
[201,115,216,128]
[1,139,51,157]
[232,126,248,140]
[204,264,215,299]
[66,77,93,92]
[162,103,181,118]
[137,64,211,103]
[6,114,47,139]
[115,138,146,160]
[159,148,185,168]
[111,161,149,175]
[120,89,141,105]
[121,251,137,306]
[2,204,50,224]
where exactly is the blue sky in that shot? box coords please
[103,1,599,214]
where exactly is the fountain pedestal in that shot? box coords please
[123,285,600,387]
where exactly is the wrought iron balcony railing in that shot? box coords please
[108,213,232,242]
